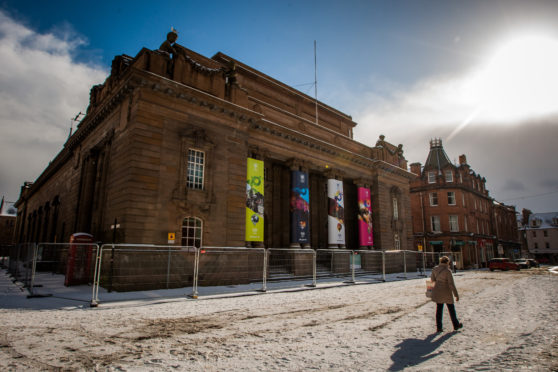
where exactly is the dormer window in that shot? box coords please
[552,217,558,226]
[428,171,436,183]
[445,170,453,182]
[531,218,541,228]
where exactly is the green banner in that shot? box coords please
[245,158,264,241]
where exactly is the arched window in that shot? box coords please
[181,217,203,248]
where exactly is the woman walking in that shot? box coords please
[431,256,463,333]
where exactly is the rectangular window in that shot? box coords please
[459,173,463,183]
[429,192,438,206]
[462,192,465,207]
[464,215,468,232]
[447,192,456,205]
[428,171,436,183]
[431,216,441,232]
[393,197,399,220]
[449,215,459,232]
[534,242,539,249]
[533,231,536,237]
[544,230,548,237]
[187,149,205,190]
[472,179,476,189]
[445,170,453,182]
[546,242,550,249]
[181,217,203,248]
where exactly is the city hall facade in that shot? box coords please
[14,32,414,252]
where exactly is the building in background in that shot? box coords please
[0,197,17,245]
[409,139,520,269]
[13,30,415,252]
[522,212,558,264]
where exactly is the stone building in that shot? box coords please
[523,212,558,264]
[409,139,519,269]
[492,201,522,258]
[14,30,414,253]
[0,197,17,245]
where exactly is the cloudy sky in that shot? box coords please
[1,0,557,213]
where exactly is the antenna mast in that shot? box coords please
[314,40,318,125]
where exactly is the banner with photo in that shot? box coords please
[327,179,345,245]
[290,170,310,244]
[357,187,374,246]
[245,158,264,241]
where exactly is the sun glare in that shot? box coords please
[467,33,558,123]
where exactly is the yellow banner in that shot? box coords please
[245,158,264,241]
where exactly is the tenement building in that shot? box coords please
[409,139,520,269]
[14,30,414,252]
[523,212,558,264]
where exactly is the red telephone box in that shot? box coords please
[65,233,94,286]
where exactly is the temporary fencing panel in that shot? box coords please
[352,250,385,283]
[265,248,316,291]
[7,243,35,288]
[194,247,266,297]
[27,243,99,299]
[4,243,472,306]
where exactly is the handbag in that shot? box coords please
[425,279,435,298]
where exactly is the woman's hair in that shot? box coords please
[440,256,450,264]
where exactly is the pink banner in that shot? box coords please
[357,187,373,246]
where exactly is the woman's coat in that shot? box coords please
[430,263,459,304]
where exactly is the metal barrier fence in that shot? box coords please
[2,243,464,307]
[6,243,35,288]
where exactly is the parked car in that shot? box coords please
[488,258,520,271]
[514,259,529,269]
[526,259,540,268]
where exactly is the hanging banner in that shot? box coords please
[357,187,374,247]
[245,158,264,241]
[290,170,310,244]
[327,179,345,245]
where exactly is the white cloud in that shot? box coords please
[352,33,558,213]
[0,10,107,202]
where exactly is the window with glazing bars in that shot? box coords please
[187,149,205,190]
[181,217,202,248]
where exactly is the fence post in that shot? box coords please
[403,250,408,279]
[382,251,386,282]
[90,244,102,307]
[423,251,427,275]
[191,248,199,299]
[261,248,267,292]
[346,251,356,284]
[28,243,38,296]
[311,249,317,287]
[166,246,172,289]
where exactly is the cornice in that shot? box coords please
[251,119,415,179]
[410,183,492,199]
[136,69,261,125]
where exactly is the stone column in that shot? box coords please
[355,179,374,250]
[325,169,345,249]
[288,160,310,248]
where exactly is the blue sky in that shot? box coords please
[1,0,558,213]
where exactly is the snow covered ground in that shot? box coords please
[0,267,556,371]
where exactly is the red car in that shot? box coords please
[489,258,520,271]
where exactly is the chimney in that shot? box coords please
[459,154,467,165]
[410,162,422,176]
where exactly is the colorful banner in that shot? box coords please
[327,179,345,245]
[290,170,310,244]
[245,158,264,241]
[357,187,374,246]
